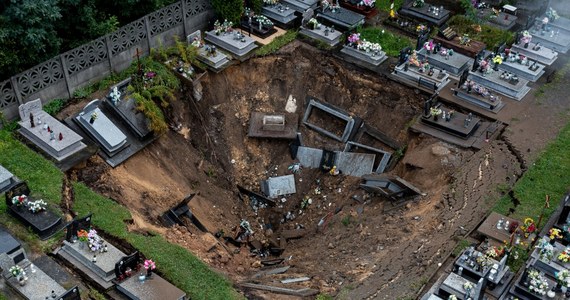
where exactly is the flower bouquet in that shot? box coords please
[254,15,274,29]
[559,248,570,263]
[9,265,24,277]
[536,238,555,262]
[307,18,320,30]
[416,24,427,34]
[263,0,279,4]
[358,0,375,8]
[520,31,532,45]
[347,33,360,47]
[430,107,442,117]
[521,217,536,237]
[557,270,570,288]
[485,246,504,259]
[11,195,28,206]
[77,229,89,243]
[27,199,47,213]
[546,7,559,22]
[448,295,457,300]
[528,269,549,295]
[357,40,382,53]
[412,0,424,8]
[549,227,563,240]
[88,229,103,252]
[463,281,473,291]
[214,19,234,35]
[144,259,156,270]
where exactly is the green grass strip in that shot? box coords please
[493,122,570,224]
[256,30,298,56]
[0,130,240,300]
[359,26,413,57]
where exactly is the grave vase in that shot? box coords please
[18,276,26,286]
[433,114,439,121]
[524,42,529,49]
[146,268,153,278]
[89,117,95,124]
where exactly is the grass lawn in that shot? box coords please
[0,130,241,300]
[493,122,570,225]
[256,30,298,56]
[447,15,514,50]
[359,26,413,57]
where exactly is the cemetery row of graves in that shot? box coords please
[2,0,570,299]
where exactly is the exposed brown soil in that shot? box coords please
[60,40,570,299]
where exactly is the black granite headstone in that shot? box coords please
[416,31,430,51]
[57,286,81,300]
[5,181,31,205]
[65,213,92,242]
[114,251,140,279]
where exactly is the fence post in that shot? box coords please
[59,55,73,99]
[144,16,153,55]
[181,0,188,39]
[10,77,23,105]
[104,35,115,73]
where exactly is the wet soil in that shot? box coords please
[58,40,570,299]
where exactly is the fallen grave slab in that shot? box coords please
[5,182,66,240]
[248,112,298,139]
[360,174,423,202]
[261,175,296,199]
[187,194,222,233]
[160,194,209,232]
[17,99,87,163]
[334,151,375,177]
[281,277,310,284]
[302,97,360,143]
[251,266,291,279]
[240,282,319,297]
[344,141,392,174]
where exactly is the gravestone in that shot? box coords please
[416,32,430,51]
[65,213,92,242]
[76,99,128,156]
[114,251,140,280]
[5,182,65,240]
[340,44,388,68]
[17,99,86,162]
[261,175,296,198]
[204,30,258,62]
[105,79,152,139]
[186,30,201,44]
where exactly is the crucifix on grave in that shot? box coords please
[423,92,438,118]
[133,48,143,77]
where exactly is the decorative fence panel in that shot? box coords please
[0,0,213,121]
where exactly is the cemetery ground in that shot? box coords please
[3,39,570,299]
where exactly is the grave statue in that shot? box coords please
[109,86,121,105]
[29,113,35,128]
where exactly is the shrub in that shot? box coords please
[212,0,244,24]
[249,0,263,14]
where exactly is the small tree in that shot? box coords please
[249,0,263,14]
[211,0,244,24]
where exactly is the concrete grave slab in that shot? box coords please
[340,45,388,69]
[281,0,318,13]
[302,97,359,143]
[398,2,451,26]
[0,229,20,255]
[105,78,153,139]
[417,48,473,80]
[316,7,365,30]
[344,141,392,173]
[334,152,375,177]
[390,63,451,93]
[17,99,87,162]
[261,175,296,198]
[296,146,324,169]
[0,165,18,193]
[248,112,298,139]
[204,30,258,62]
[197,46,231,72]
[299,25,342,47]
[76,99,128,155]
[117,272,186,300]
[467,70,531,101]
[262,4,297,27]
[511,42,558,66]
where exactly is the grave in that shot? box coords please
[280,0,319,13]
[240,15,278,39]
[204,30,258,62]
[56,214,126,289]
[5,182,66,240]
[390,61,451,93]
[75,99,128,156]
[261,175,296,198]
[398,1,451,26]
[302,97,359,143]
[17,99,86,162]
[453,83,504,113]
[197,45,231,72]
[511,42,559,66]
[433,35,486,58]
[360,174,423,202]
[530,18,570,53]
[105,79,152,140]
[339,0,378,18]
[295,146,376,177]
[416,47,473,80]
[478,9,518,31]
[340,43,388,70]
[160,193,209,232]
[0,229,21,255]
[248,112,299,139]
[421,109,480,139]
[344,142,392,173]
[507,266,557,300]
[0,232,79,300]
[316,6,365,30]
[501,50,546,82]
[529,238,568,279]
[537,15,570,35]
[351,122,401,152]
[467,69,531,101]
[114,252,186,300]
[299,15,343,47]
[438,273,484,300]
[0,164,18,194]
[262,3,297,28]
[476,212,532,249]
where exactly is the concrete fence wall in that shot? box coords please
[0,0,214,121]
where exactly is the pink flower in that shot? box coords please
[144,259,156,270]
[347,33,360,44]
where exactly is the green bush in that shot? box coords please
[249,0,263,14]
[376,0,404,12]
[43,99,67,116]
[212,0,244,24]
